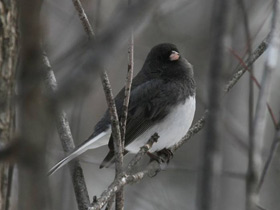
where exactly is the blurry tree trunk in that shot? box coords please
[197,1,228,210]
[0,1,18,209]
[17,1,52,210]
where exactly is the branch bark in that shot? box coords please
[0,1,18,209]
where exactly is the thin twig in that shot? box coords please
[42,52,90,210]
[257,118,280,192]
[90,171,147,210]
[120,29,134,149]
[229,48,278,128]
[72,0,95,38]
[247,1,280,209]
[237,3,256,208]
[100,70,124,184]
[225,35,269,93]
[126,133,159,172]
[116,3,135,208]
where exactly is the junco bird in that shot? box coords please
[49,43,196,175]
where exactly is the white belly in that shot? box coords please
[126,96,196,153]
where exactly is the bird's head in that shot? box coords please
[143,43,193,80]
[147,43,180,62]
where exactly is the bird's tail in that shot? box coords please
[99,150,115,169]
[99,150,129,169]
[48,131,109,176]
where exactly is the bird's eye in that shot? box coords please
[169,50,180,61]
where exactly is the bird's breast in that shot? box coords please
[126,96,196,153]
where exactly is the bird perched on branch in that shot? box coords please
[49,43,196,175]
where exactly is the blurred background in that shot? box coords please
[4,0,280,209]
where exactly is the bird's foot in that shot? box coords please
[147,152,165,163]
[147,148,173,164]
[156,148,173,163]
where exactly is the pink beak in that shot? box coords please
[169,51,180,61]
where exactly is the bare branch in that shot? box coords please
[89,133,158,210]
[257,122,280,192]
[100,71,124,180]
[237,3,256,208]
[72,0,95,38]
[225,35,269,93]
[90,171,147,210]
[247,1,280,209]
[116,3,135,208]
[42,53,90,210]
[229,49,278,128]
[120,4,135,145]
[126,133,159,172]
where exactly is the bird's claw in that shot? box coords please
[157,148,173,163]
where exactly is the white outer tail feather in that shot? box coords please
[48,130,110,176]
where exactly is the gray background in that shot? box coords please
[41,0,280,209]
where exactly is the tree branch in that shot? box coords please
[224,35,269,93]
[90,133,159,210]
[71,1,125,208]
[72,0,95,39]
[116,2,135,208]
[99,71,124,181]
[42,52,90,210]
[229,48,278,129]
[126,133,159,172]
[257,118,280,192]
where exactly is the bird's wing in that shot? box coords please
[100,79,177,168]
[108,79,179,149]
